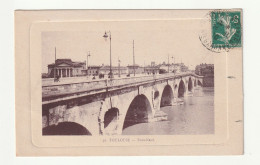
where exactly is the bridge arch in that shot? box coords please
[104,107,119,129]
[42,121,92,135]
[151,86,161,112]
[188,77,193,92]
[154,90,160,100]
[198,79,203,86]
[174,84,178,90]
[160,84,174,107]
[178,79,186,97]
[122,94,153,130]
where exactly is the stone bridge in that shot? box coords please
[42,73,203,136]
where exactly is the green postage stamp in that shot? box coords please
[211,11,241,48]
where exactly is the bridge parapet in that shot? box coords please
[42,72,201,103]
[42,72,204,135]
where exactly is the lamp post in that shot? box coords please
[133,40,135,76]
[87,51,91,76]
[171,56,175,75]
[54,47,56,81]
[118,57,121,78]
[168,54,170,73]
[103,31,113,79]
[143,61,145,75]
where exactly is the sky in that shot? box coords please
[42,20,214,73]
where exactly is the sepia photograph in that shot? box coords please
[41,20,215,136]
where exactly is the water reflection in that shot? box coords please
[122,87,214,135]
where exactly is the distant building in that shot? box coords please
[195,63,214,87]
[47,59,86,78]
[159,64,175,73]
[158,63,189,74]
[179,63,189,72]
[41,73,49,78]
[99,65,128,76]
[127,65,145,75]
[141,61,160,75]
[159,64,169,73]
[82,66,102,76]
[173,63,189,73]
[82,65,129,77]
[144,66,160,75]
[195,63,214,76]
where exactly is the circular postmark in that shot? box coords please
[199,9,242,53]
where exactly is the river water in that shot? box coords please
[122,87,214,135]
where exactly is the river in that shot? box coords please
[122,87,214,135]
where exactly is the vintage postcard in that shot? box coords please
[15,10,243,156]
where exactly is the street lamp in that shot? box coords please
[103,31,113,79]
[118,57,121,78]
[133,40,135,76]
[171,56,175,75]
[168,54,170,73]
[54,47,57,82]
[87,51,91,76]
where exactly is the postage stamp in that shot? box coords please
[211,11,242,48]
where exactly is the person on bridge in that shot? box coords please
[55,75,60,82]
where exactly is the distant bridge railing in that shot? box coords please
[42,72,202,102]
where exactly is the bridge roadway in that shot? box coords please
[42,72,203,135]
[43,73,202,103]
